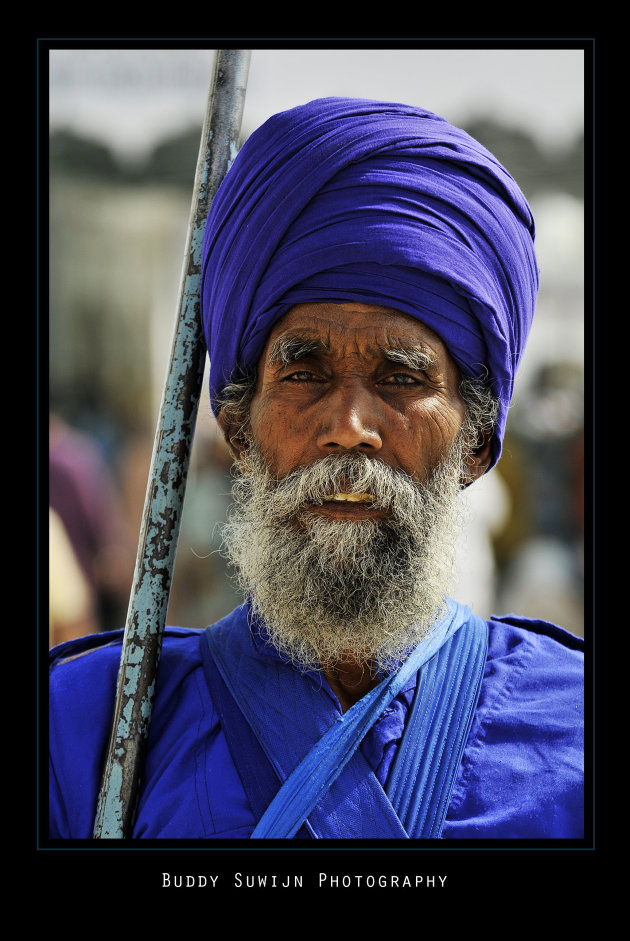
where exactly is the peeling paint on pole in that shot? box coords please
[92,49,251,839]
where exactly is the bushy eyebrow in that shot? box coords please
[379,344,437,372]
[268,335,329,366]
[268,333,437,372]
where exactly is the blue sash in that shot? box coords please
[385,611,488,837]
[203,599,487,839]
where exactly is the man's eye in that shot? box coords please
[382,373,424,385]
[282,370,320,382]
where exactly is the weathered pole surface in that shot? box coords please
[92,49,251,839]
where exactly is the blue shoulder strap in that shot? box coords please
[385,611,488,838]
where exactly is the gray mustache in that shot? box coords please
[263,454,419,514]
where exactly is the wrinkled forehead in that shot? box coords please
[260,302,458,372]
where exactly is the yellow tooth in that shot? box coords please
[328,493,374,503]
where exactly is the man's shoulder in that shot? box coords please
[49,626,208,702]
[485,612,584,667]
[50,626,206,664]
[49,626,213,781]
[478,612,583,722]
[48,606,257,710]
[48,625,220,840]
[448,611,584,838]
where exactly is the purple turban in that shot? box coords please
[200,97,539,469]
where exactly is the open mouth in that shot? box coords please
[301,490,386,521]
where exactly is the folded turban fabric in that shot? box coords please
[200,97,539,469]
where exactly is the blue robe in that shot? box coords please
[49,601,584,839]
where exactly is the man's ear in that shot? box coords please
[460,432,494,487]
[216,408,248,462]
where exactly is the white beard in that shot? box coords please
[220,442,469,675]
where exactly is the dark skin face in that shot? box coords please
[219,302,492,708]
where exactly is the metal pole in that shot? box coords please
[92,49,251,839]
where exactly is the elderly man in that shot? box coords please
[49,98,583,840]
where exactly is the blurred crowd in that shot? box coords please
[454,361,584,635]
[49,411,134,646]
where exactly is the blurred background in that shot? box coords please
[48,45,585,647]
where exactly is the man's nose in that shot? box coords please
[315,383,383,452]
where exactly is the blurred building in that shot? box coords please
[49,172,191,435]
